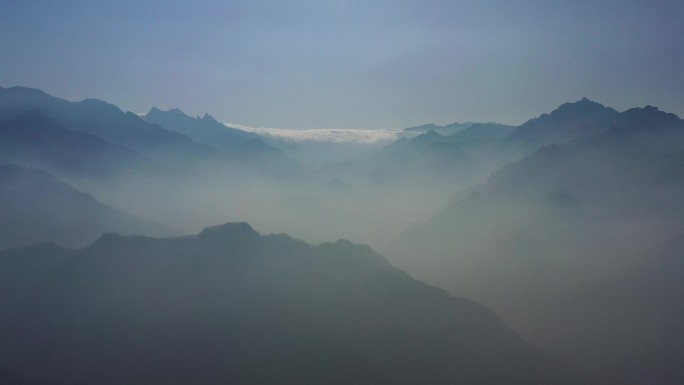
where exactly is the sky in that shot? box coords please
[1,0,683,130]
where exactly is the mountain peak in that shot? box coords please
[556,97,608,113]
[147,107,188,119]
[5,85,48,95]
[201,112,218,123]
[523,97,618,127]
[620,105,682,123]
[88,232,151,251]
[198,222,259,240]
[424,129,443,137]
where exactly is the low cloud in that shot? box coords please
[225,123,414,144]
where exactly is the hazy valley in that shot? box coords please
[1,83,683,384]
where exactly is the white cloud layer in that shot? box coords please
[225,123,414,144]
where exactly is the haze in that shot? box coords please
[2,2,684,385]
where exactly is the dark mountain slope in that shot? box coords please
[0,110,160,180]
[0,223,587,385]
[144,107,259,149]
[0,164,172,250]
[613,105,684,152]
[506,98,619,148]
[0,86,223,169]
[144,107,303,177]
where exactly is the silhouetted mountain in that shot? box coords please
[0,86,223,169]
[0,164,173,250]
[612,105,684,152]
[0,223,587,385]
[0,110,160,180]
[143,107,303,176]
[506,98,619,147]
[144,107,259,150]
[503,98,684,155]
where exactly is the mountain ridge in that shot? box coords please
[0,222,588,385]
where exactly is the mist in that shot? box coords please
[2,89,684,384]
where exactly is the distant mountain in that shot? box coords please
[445,122,517,144]
[394,127,684,298]
[0,223,587,385]
[0,86,222,169]
[613,105,684,152]
[403,122,473,136]
[367,130,474,187]
[144,107,303,177]
[504,98,684,154]
[391,129,684,384]
[0,164,173,250]
[144,107,259,150]
[316,122,514,192]
[0,110,160,180]
[506,98,619,148]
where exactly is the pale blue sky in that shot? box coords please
[1,0,682,129]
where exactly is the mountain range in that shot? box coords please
[143,107,303,177]
[391,112,684,384]
[0,86,303,178]
[2,85,683,384]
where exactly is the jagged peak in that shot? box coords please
[519,98,618,128]
[555,97,609,112]
[624,105,666,115]
[201,112,218,123]
[146,106,189,118]
[620,105,682,122]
